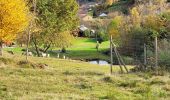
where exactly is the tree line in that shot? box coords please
[0,0,79,56]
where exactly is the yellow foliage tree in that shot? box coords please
[0,0,29,55]
[105,0,118,6]
[130,7,141,28]
[107,16,122,38]
[144,15,165,33]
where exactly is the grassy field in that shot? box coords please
[0,53,170,99]
[62,38,110,60]
[4,38,110,61]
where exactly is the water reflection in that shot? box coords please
[89,60,109,65]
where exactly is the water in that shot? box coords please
[89,60,109,66]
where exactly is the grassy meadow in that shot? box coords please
[4,38,110,61]
[63,38,110,60]
[0,52,170,99]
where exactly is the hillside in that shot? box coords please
[0,53,169,99]
[0,0,170,99]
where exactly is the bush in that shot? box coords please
[97,29,108,43]
[84,30,91,37]
[119,28,147,58]
[159,50,170,69]
[123,56,134,65]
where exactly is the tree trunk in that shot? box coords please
[20,43,23,47]
[34,41,40,57]
[32,36,40,57]
[44,44,51,53]
[26,26,31,61]
[0,42,3,56]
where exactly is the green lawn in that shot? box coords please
[4,47,24,54]
[4,38,110,61]
[63,38,110,60]
[0,53,169,99]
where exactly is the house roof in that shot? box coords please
[79,25,88,31]
[99,13,107,17]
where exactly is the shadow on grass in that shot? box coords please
[83,38,96,43]
[63,70,104,76]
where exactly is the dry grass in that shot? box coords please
[0,52,169,99]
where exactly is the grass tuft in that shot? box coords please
[102,76,113,83]
[0,57,14,65]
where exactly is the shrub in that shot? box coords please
[123,56,134,65]
[97,29,108,43]
[84,30,91,37]
[159,50,170,69]
[119,28,147,59]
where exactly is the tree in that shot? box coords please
[31,0,79,56]
[144,15,165,37]
[97,28,108,43]
[104,0,118,6]
[107,16,122,74]
[107,16,122,40]
[144,15,166,69]
[16,32,28,47]
[105,0,113,6]
[130,7,141,28]
[0,0,29,55]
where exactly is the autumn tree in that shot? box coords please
[31,0,79,56]
[107,16,122,40]
[130,7,141,28]
[16,32,28,47]
[104,0,118,6]
[0,0,29,55]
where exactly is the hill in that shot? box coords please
[0,53,169,99]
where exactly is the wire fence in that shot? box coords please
[111,37,170,72]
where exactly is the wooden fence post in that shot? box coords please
[110,36,113,74]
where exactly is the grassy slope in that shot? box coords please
[0,53,170,99]
[64,38,110,60]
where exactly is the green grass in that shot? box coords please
[4,47,24,54]
[54,38,110,60]
[71,38,109,50]
[4,38,110,61]
[0,53,169,99]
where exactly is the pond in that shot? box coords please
[89,60,110,66]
